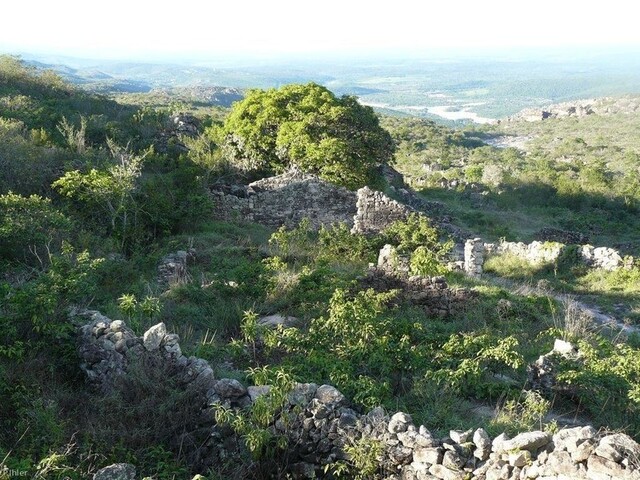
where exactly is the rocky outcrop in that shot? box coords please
[93,463,136,480]
[507,97,640,123]
[77,313,640,479]
[172,113,199,137]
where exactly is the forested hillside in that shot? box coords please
[2,56,640,479]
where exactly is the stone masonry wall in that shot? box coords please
[78,311,640,480]
[351,186,414,235]
[464,239,632,275]
[212,168,420,235]
[212,168,357,229]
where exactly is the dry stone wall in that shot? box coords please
[212,168,358,229]
[464,239,632,275]
[212,168,428,235]
[351,186,414,235]
[362,244,475,318]
[79,312,640,480]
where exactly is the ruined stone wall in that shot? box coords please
[464,239,631,275]
[351,186,414,235]
[212,169,425,235]
[212,169,357,229]
[79,312,640,480]
[362,244,475,318]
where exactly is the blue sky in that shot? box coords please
[2,0,639,60]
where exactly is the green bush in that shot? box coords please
[218,83,394,189]
[264,288,424,409]
[0,192,72,264]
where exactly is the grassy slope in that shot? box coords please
[3,60,640,477]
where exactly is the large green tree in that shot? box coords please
[218,82,394,189]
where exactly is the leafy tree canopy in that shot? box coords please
[218,82,394,189]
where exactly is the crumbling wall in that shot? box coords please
[78,312,640,480]
[360,244,475,318]
[212,169,426,235]
[352,186,414,235]
[463,239,632,275]
[212,168,357,229]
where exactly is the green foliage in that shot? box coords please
[381,213,452,276]
[489,390,552,437]
[87,352,206,475]
[213,368,294,460]
[0,192,72,263]
[117,293,162,334]
[5,244,102,347]
[0,117,71,196]
[427,333,524,398]
[326,436,384,479]
[553,337,640,435]
[382,213,451,256]
[317,222,376,265]
[265,288,423,409]
[218,82,394,189]
[52,141,145,251]
[410,245,448,276]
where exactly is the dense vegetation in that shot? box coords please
[2,56,640,478]
[217,83,394,189]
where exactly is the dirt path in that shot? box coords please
[483,274,639,337]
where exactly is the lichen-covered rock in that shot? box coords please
[499,431,551,453]
[94,463,136,480]
[473,428,492,461]
[143,323,167,351]
[389,412,414,433]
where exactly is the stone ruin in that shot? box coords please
[77,310,640,480]
[157,249,195,289]
[211,168,417,234]
[360,244,475,318]
[463,238,633,276]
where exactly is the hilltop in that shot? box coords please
[2,56,640,479]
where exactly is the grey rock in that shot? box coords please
[247,385,271,402]
[428,463,466,480]
[143,323,166,351]
[94,463,136,480]
[214,378,247,399]
[501,431,551,453]
[449,428,473,445]
[473,428,492,461]
[389,412,414,433]
[315,384,345,405]
[413,447,443,465]
[258,314,299,328]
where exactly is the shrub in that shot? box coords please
[264,288,424,409]
[0,192,72,264]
